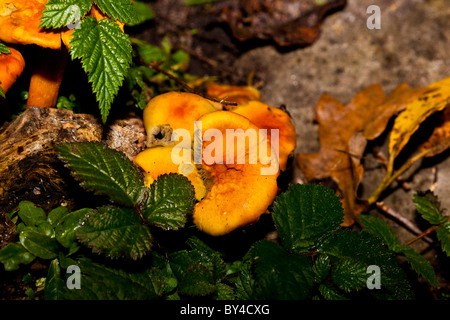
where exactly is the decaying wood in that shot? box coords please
[0,107,146,214]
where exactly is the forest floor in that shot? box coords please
[1,0,449,299]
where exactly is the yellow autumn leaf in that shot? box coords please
[389,77,450,159]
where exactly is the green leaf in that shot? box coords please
[318,229,414,299]
[169,237,227,283]
[143,173,195,230]
[437,222,450,256]
[396,244,437,287]
[0,84,4,99]
[94,0,138,23]
[318,282,349,300]
[44,259,68,300]
[360,215,399,250]
[312,254,331,283]
[127,1,154,26]
[215,283,235,300]
[55,208,90,251]
[76,206,152,260]
[17,201,47,227]
[242,240,314,300]
[272,184,343,252]
[19,230,60,260]
[413,191,448,225]
[55,142,144,207]
[69,17,133,122]
[0,243,36,271]
[332,258,368,292]
[0,43,11,54]
[56,257,165,299]
[47,206,69,228]
[178,263,217,297]
[40,0,93,29]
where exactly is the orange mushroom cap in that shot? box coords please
[206,82,261,107]
[133,145,207,201]
[0,47,25,93]
[193,111,279,236]
[232,101,297,171]
[0,0,62,49]
[143,92,217,146]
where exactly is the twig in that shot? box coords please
[404,225,439,246]
[376,202,434,244]
[147,61,237,107]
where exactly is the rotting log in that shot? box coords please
[0,107,146,214]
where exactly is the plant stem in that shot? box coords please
[404,225,439,246]
[376,202,433,244]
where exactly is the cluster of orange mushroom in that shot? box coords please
[0,0,125,108]
[134,83,296,236]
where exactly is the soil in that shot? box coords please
[1,0,449,299]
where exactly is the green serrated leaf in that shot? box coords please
[55,208,90,251]
[0,43,11,54]
[312,254,331,283]
[178,263,216,297]
[332,258,368,292]
[437,222,450,256]
[0,243,36,271]
[215,283,235,300]
[243,240,314,300]
[413,192,447,225]
[19,230,60,260]
[318,282,349,300]
[40,0,93,29]
[44,259,68,300]
[17,201,47,227]
[55,142,144,207]
[272,184,343,252]
[94,0,138,23]
[396,244,437,287]
[58,257,164,299]
[360,215,400,250]
[76,206,152,260]
[143,173,195,230]
[318,229,414,300]
[69,17,132,122]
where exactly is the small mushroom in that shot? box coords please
[206,82,261,107]
[0,46,25,93]
[133,145,207,201]
[143,92,217,147]
[0,1,128,108]
[193,111,279,236]
[0,0,69,108]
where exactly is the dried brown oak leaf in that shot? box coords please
[219,0,347,46]
[297,83,429,226]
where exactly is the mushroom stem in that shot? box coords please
[26,47,68,109]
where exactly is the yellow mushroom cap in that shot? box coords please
[206,82,261,106]
[143,92,217,146]
[232,101,296,171]
[0,47,25,93]
[193,111,279,236]
[133,145,207,201]
[0,0,63,49]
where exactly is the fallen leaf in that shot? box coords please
[389,77,450,159]
[421,106,450,158]
[298,84,385,226]
[218,0,347,47]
